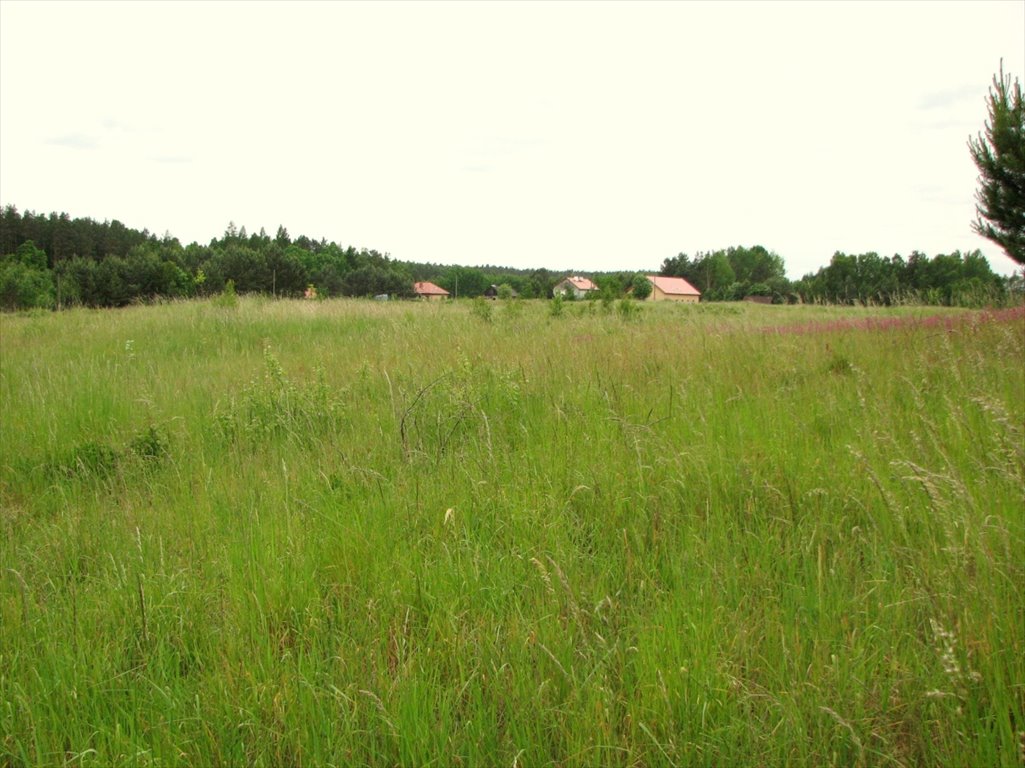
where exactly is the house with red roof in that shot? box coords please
[645,275,701,303]
[554,276,598,299]
[414,281,450,301]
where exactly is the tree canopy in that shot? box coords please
[660,245,787,301]
[792,249,1006,306]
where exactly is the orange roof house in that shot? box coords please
[645,275,701,303]
[554,276,598,299]
[414,281,450,301]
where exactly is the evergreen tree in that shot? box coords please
[968,61,1025,265]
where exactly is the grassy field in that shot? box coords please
[1,297,1023,767]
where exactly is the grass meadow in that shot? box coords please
[1,297,1023,767]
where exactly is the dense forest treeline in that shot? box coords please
[0,205,1019,311]
[660,246,1016,306]
[0,207,581,309]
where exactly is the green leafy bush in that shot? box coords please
[470,296,493,323]
[216,347,344,448]
[549,294,564,317]
[0,259,54,310]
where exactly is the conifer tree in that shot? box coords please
[968,61,1025,265]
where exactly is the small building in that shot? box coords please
[414,281,450,301]
[646,275,701,303]
[554,276,598,299]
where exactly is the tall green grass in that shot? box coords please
[1,298,1022,767]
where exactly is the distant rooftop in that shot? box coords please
[414,281,449,296]
[561,276,598,291]
[646,275,701,296]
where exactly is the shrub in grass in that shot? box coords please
[48,424,170,479]
[549,294,564,317]
[502,297,524,320]
[215,346,345,448]
[470,296,493,323]
[617,297,640,320]
[827,353,854,376]
[60,440,120,478]
[398,356,521,464]
[128,424,170,462]
[212,278,238,309]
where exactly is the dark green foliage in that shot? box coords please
[0,258,54,310]
[0,207,158,265]
[342,264,411,298]
[48,425,170,480]
[0,238,54,310]
[629,273,652,300]
[527,268,556,299]
[54,257,97,306]
[795,249,1008,306]
[264,244,307,297]
[438,265,489,298]
[969,62,1025,265]
[212,244,271,294]
[14,240,47,270]
[0,209,418,307]
[661,245,781,300]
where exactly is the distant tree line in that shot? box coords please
[0,205,1019,311]
[791,250,1011,306]
[659,244,1015,306]
[0,205,624,309]
[0,207,417,309]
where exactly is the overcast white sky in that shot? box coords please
[1,1,1022,278]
